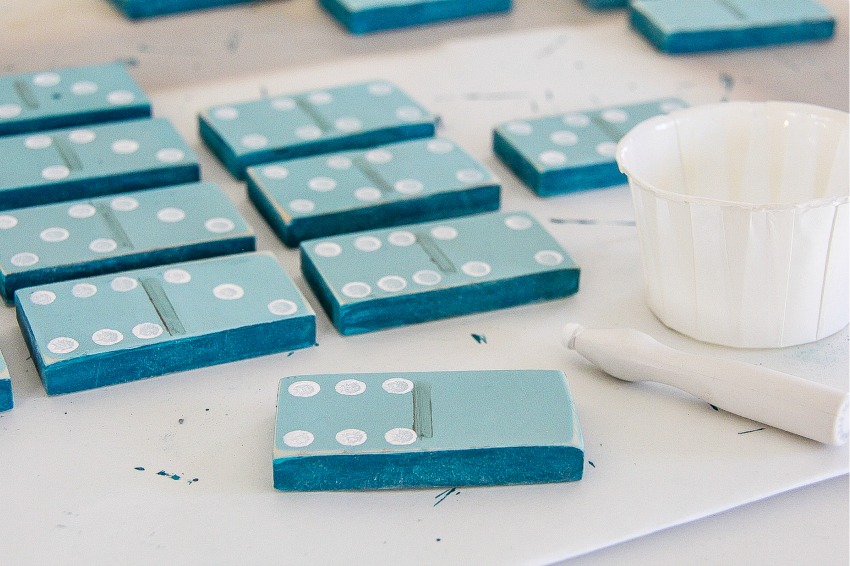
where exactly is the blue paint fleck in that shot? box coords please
[738,427,766,435]
[471,334,487,344]
[134,466,145,471]
[434,487,459,506]
[588,461,595,468]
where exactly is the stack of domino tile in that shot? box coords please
[0,62,316,397]
[199,80,581,335]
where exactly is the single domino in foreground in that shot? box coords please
[109,0,254,18]
[16,252,315,395]
[318,0,512,34]
[493,98,686,196]
[0,63,150,137]
[301,211,579,335]
[630,0,835,53]
[247,137,500,247]
[274,370,584,491]
[199,81,436,179]
[0,182,255,302]
[0,351,11,411]
[0,118,200,211]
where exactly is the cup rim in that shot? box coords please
[616,101,850,211]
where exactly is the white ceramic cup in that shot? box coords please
[617,101,848,348]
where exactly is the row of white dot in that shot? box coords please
[0,200,229,229]
[5,216,236,267]
[312,215,535,258]
[213,83,396,123]
[27,71,137,94]
[288,377,414,397]
[1,211,233,233]
[284,169,486,214]
[45,322,166,354]
[25,135,186,182]
[28,270,298,309]
[283,426,417,448]
[505,102,685,166]
[0,90,137,120]
[39,294,301,355]
[259,139,458,184]
[334,249,564,299]
[236,104,424,150]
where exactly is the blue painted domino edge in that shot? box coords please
[0,63,151,137]
[584,0,627,9]
[0,352,11,411]
[109,0,255,18]
[273,370,584,490]
[246,139,501,247]
[0,118,200,211]
[15,252,316,395]
[198,82,437,179]
[0,182,256,302]
[493,131,625,195]
[630,0,835,53]
[300,212,580,335]
[493,98,687,196]
[318,0,512,34]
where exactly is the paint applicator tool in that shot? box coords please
[561,324,849,446]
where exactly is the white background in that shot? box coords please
[1,1,848,564]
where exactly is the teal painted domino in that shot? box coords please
[199,81,437,179]
[110,0,254,19]
[274,370,584,490]
[0,351,11,411]
[0,182,255,302]
[301,211,579,335]
[584,0,627,8]
[493,98,686,196]
[318,0,511,34]
[630,0,835,53]
[0,63,150,137]
[247,137,500,247]
[0,118,200,211]
[16,252,316,395]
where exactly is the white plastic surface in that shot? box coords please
[564,325,849,445]
[617,102,849,348]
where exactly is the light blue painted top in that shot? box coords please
[495,98,687,174]
[0,350,7,381]
[0,182,252,277]
[17,252,314,369]
[632,0,833,32]
[0,118,197,195]
[302,211,577,306]
[200,81,435,159]
[0,63,149,131]
[246,137,497,219]
[275,370,582,458]
[338,0,476,8]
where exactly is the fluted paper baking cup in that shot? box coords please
[617,101,848,348]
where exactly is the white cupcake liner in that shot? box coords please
[617,101,849,348]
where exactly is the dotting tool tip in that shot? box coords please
[561,323,585,350]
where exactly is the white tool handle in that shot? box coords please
[562,324,849,446]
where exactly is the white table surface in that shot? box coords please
[1,1,848,564]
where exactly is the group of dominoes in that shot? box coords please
[0,58,699,488]
[0,23,835,488]
[108,0,836,55]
